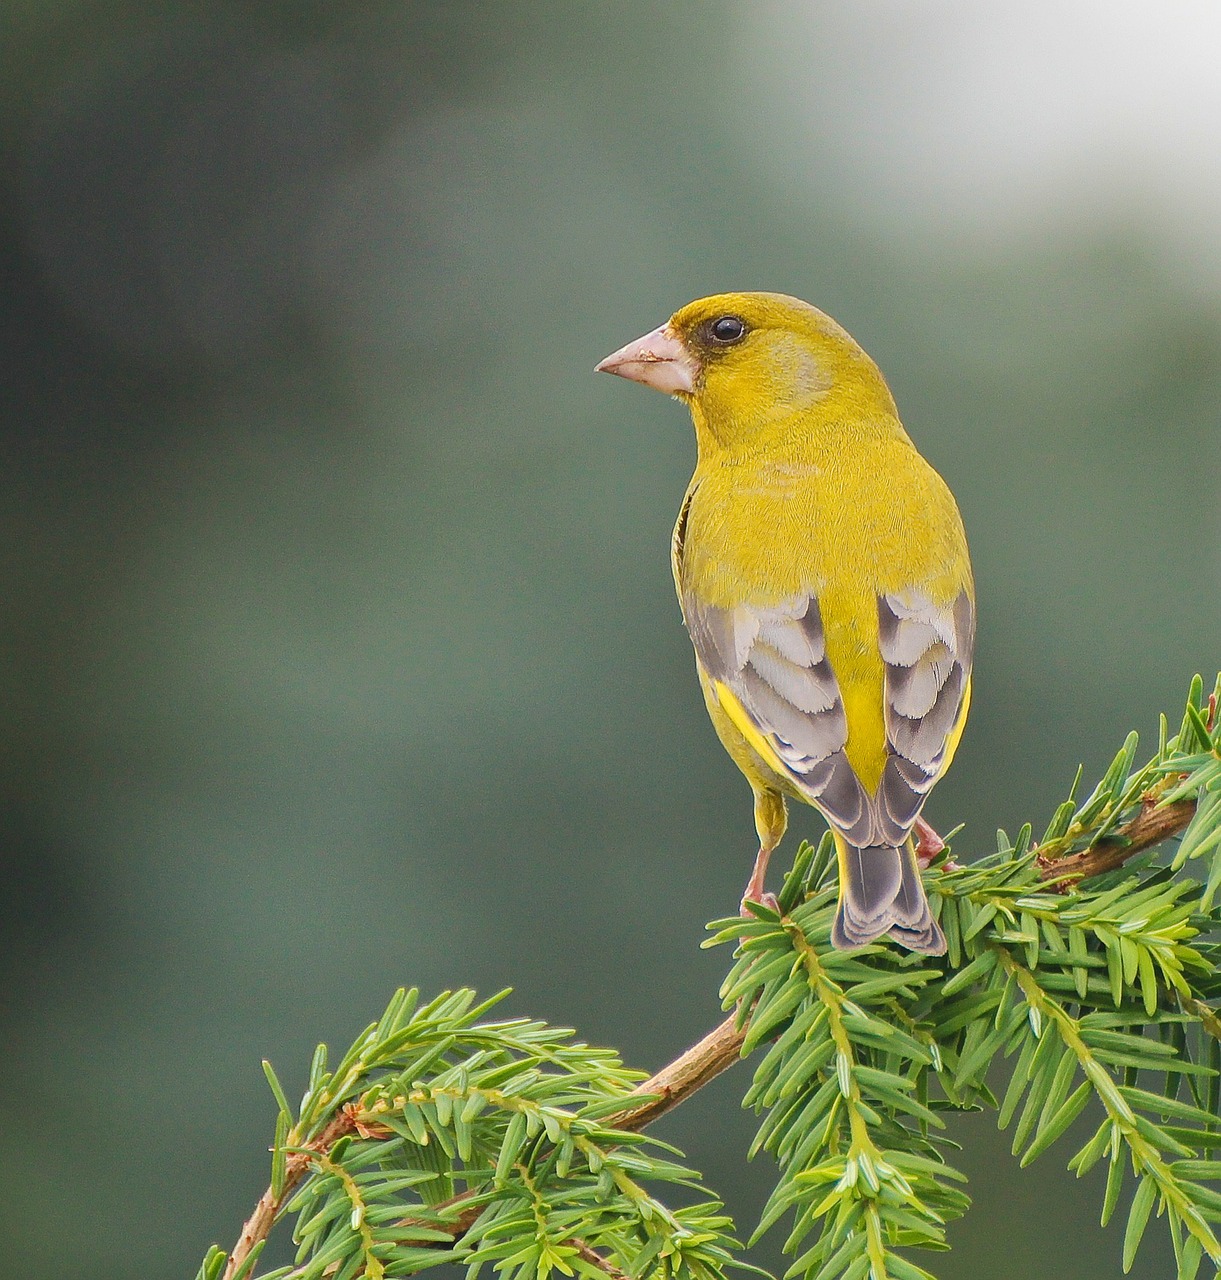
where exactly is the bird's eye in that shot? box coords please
[710,315,746,344]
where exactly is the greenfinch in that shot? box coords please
[597,293,973,954]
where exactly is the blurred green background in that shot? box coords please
[2,3,1218,1278]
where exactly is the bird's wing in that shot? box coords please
[877,589,975,845]
[686,587,974,848]
[685,593,877,845]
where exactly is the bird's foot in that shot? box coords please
[914,816,944,863]
[915,816,960,870]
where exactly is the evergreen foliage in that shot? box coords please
[199,988,746,1280]
[202,676,1221,1280]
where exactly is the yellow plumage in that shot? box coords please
[598,292,974,954]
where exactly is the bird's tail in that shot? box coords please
[830,835,946,955]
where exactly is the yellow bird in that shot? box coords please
[596,293,973,954]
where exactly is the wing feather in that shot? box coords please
[686,592,872,841]
[685,585,974,852]
[878,589,974,843]
[748,642,838,714]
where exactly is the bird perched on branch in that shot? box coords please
[596,292,973,954]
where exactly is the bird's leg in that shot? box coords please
[741,789,787,916]
[741,846,776,913]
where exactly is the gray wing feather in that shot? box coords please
[757,612,825,667]
[687,587,974,852]
[748,642,838,713]
[878,589,974,845]
[686,593,872,841]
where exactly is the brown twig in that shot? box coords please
[573,1239,633,1280]
[222,1107,361,1280]
[1038,798,1197,885]
[603,1012,747,1131]
[220,795,1200,1276]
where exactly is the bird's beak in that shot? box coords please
[595,324,699,395]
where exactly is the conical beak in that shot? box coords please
[595,324,699,395]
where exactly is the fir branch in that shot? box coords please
[604,779,1207,1137]
[202,673,1221,1280]
[997,949,1221,1267]
[210,988,750,1280]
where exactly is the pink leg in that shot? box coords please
[740,843,780,915]
[741,789,786,916]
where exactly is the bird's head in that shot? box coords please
[596,291,898,451]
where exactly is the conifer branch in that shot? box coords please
[201,674,1221,1280]
[603,787,1208,1143]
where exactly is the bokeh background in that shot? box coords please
[2,3,1219,1278]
